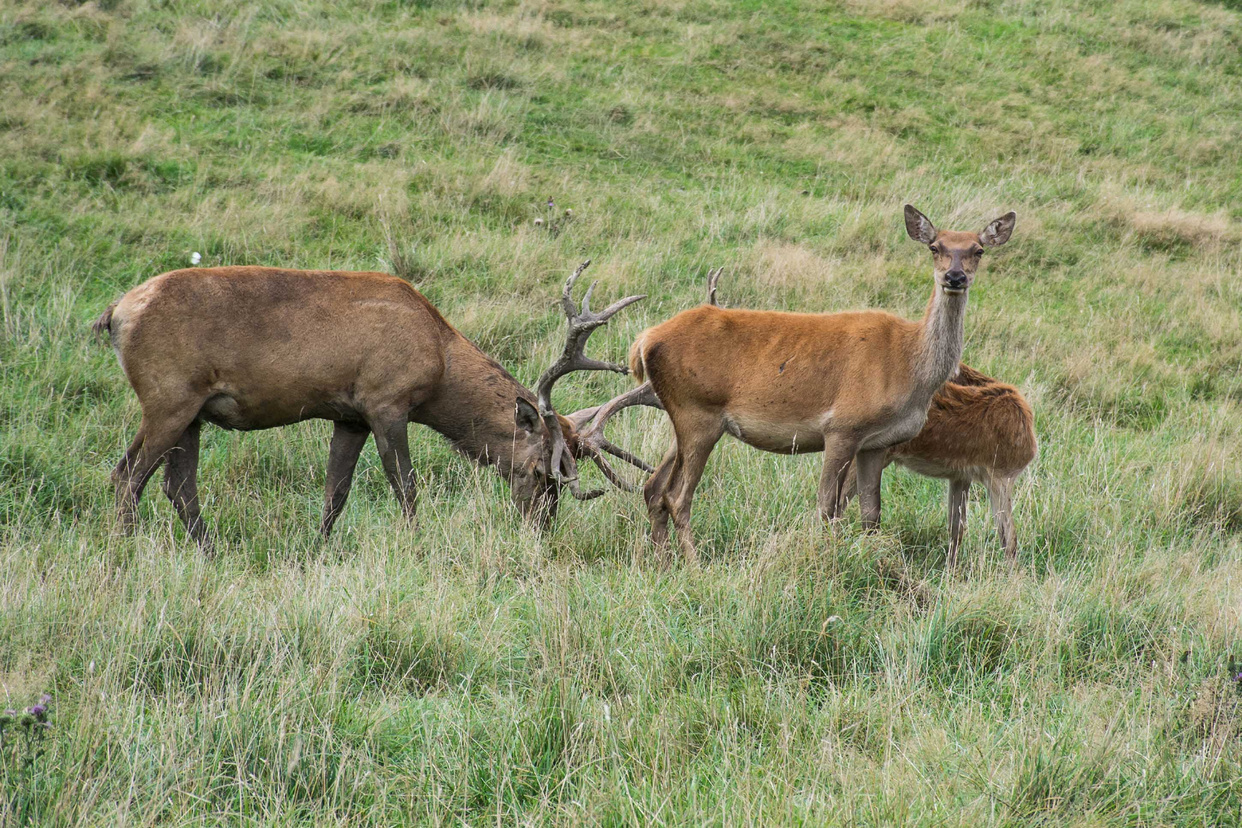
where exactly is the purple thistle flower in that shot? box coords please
[39,694,51,705]
[28,705,47,719]
[1234,671,1242,683]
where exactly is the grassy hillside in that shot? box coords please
[2,0,1242,823]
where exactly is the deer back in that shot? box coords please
[891,375,1036,475]
[109,267,453,428]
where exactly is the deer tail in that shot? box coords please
[628,333,647,384]
[92,302,118,343]
[952,362,994,386]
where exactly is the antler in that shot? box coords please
[565,382,664,492]
[535,260,646,500]
[706,266,724,306]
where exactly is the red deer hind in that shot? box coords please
[94,261,651,551]
[629,205,1016,564]
[706,269,1036,567]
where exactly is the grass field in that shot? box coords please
[2,0,1242,823]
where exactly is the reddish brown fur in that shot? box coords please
[631,305,929,457]
[96,266,623,548]
[629,206,1015,565]
[842,364,1036,564]
[890,366,1036,476]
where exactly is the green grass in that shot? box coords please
[2,0,1242,823]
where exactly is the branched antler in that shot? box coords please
[535,260,647,500]
[565,382,664,492]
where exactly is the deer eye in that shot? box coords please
[929,244,940,253]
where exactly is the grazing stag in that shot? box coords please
[94,261,649,549]
[629,205,1016,563]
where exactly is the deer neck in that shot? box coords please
[914,284,968,396]
[419,336,531,475]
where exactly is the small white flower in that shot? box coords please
[190,252,202,265]
[533,218,544,226]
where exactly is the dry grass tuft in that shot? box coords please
[1097,183,1237,250]
[842,0,967,23]
[1188,677,1242,747]
[1129,208,1234,248]
[751,242,840,292]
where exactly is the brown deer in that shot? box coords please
[93,261,651,550]
[629,205,1016,563]
[704,269,1036,566]
[837,363,1037,566]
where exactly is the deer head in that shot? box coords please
[904,205,1016,295]
[511,261,655,527]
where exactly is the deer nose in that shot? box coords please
[945,270,968,289]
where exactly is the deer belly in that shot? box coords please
[723,413,826,455]
[892,455,957,480]
[199,390,359,431]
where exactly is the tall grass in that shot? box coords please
[1,0,1241,823]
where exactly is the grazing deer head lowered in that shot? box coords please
[629,205,1016,564]
[93,260,651,550]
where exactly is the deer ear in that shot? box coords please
[904,204,937,245]
[514,398,542,433]
[980,211,1016,247]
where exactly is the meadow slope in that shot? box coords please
[2,0,1242,824]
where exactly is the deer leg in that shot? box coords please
[321,422,370,538]
[370,415,417,527]
[855,448,888,531]
[946,478,969,568]
[113,409,200,536]
[112,427,147,534]
[985,475,1018,563]
[817,436,861,523]
[161,420,209,549]
[642,442,679,562]
[836,458,857,516]
[666,415,723,568]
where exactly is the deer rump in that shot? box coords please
[887,364,1036,480]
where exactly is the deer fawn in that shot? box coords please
[629,205,1016,563]
[94,261,652,550]
[837,363,1036,565]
